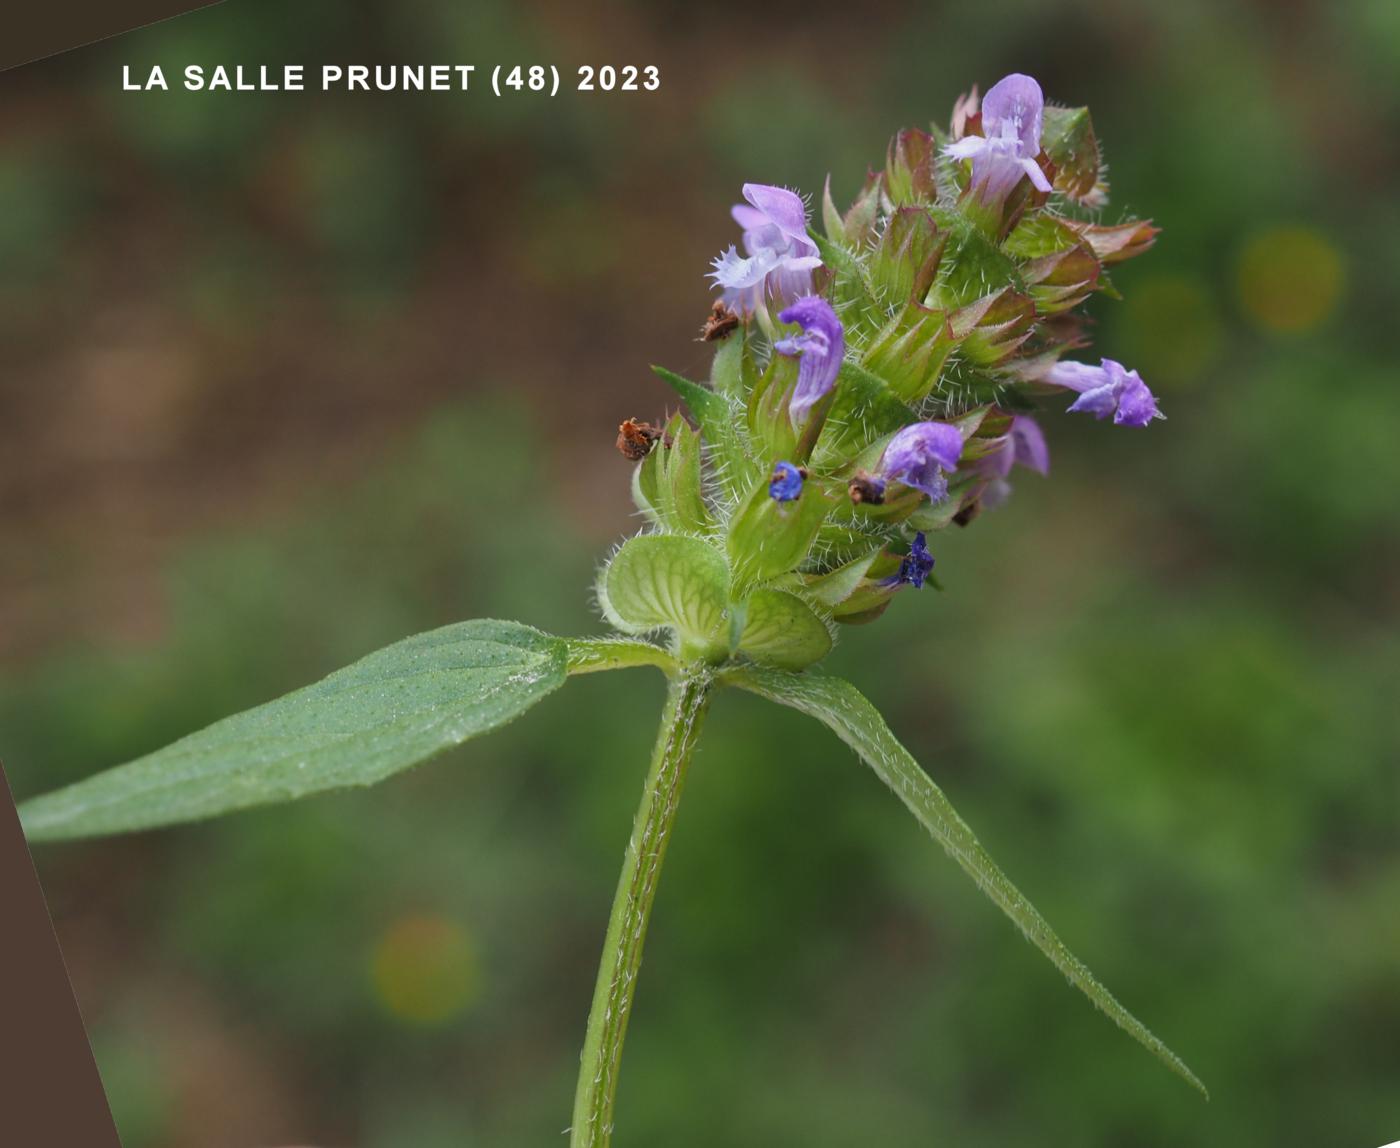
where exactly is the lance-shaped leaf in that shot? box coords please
[722,665,1209,1099]
[20,621,570,842]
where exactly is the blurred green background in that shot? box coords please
[2,0,1398,1144]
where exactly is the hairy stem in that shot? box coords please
[571,666,713,1148]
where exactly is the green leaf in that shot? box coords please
[20,621,569,842]
[599,534,729,659]
[722,666,1209,1099]
[735,590,832,670]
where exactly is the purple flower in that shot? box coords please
[982,415,1050,478]
[881,421,964,503]
[897,532,935,589]
[975,415,1049,510]
[769,461,805,502]
[943,73,1053,204]
[775,296,844,427]
[1043,358,1162,427]
[709,183,822,314]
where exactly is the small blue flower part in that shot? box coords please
[769,461,805,502]
[898,532,935,589]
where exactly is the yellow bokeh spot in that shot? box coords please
[1235,225,1345,334]
[371,914,478,1025]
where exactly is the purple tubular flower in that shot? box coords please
[976,415,1049,510]
[1043,358,1162,427]
[898,532,935,589]
[769,461,805,502]
[775,296,844,427]
[709,183,823,314]
[983,415,1050,478]
[881,421,964,503]
[943,73,1053,203]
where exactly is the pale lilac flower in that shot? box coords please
[943,73,1053,203]
[1043,358,1162,427]
[775,296,844,427]
[709,183,822,314]
[881,421,964,503]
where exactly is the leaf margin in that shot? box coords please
[721,663,1209,1098]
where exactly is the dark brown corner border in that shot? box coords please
[1,1,225,73]
[0,763,122,1146]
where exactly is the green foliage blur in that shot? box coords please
[2,0,1397,1145]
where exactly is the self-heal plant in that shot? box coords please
[19,72,1201,1146]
